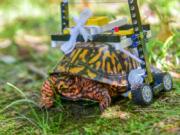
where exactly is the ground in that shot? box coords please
[0,49,179,135]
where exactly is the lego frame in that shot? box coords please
[48,0,173,106]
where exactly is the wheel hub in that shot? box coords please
[142,86,152,103]
[163,75,172,90]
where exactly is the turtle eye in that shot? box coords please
[68,79,73,85]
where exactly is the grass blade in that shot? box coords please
[1,99,39,113]
[6,82,26,98]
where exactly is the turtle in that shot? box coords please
[40,42,140,112]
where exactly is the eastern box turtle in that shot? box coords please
[40,43,139,111]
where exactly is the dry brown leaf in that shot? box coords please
[157,23,173,42]
[14,33,49,57]
[153,117,180,134]
[102,110,130,120]
[119,111,130,120]
[170,71,180,79]
[0,39,12,49]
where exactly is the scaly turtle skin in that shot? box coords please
[41,74,113,111]
[40,42,139,111]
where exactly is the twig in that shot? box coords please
[27,63,48,79]
[133,109,164,113]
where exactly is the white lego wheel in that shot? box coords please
[141,85,153,103]
[132,85,153,105]
[163,73,173,92]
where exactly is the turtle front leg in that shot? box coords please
[83,87,111,112]
[40,75,58,108]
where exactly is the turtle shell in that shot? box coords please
[53,42,139,88]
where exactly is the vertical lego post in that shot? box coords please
[61,0,69,33]
[128,0,153,84]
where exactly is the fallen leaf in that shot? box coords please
[14,32,49,57]
[166,127,180,134]
[170,71,180,79]
[153,117,180,134]
[101,109,130,120]
[119,111,130,120]
[0,39,12,49]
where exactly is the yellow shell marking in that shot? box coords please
[58,65,66,72]
[117,63,122,71]
[87,70,97,78]
[69,66,84,74]
[112,52,118,60]
[111,53,117,66]
[71,49,82,63]
[70,50,76,58]
[102,54,106,72]
[101,51,111,72]
[96,61,101,70]
[124,61,128,71]
[107,52,118,73]
[107,62,112,74]
[79,49,88,63]
[113,66,118,73]
[89,48,104,64]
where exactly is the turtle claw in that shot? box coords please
[99,99,110,112]
[99,91,111,112]
[39,98,54,109]
[99,102,107,112]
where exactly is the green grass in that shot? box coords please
[0,50,179,135]
[0,28,180,134]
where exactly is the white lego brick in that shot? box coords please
[110,37,132,50]
[85,18,128,35]
[146,30,152,38]
[51,41,65,48]
[101,18,128,33]
[120,38,133,48]
[63,0,68,3]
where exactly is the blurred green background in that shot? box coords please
[0,0,179,72]
[0,0,179,135]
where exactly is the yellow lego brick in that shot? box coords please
[128,92,132,100]
[63,16,109,34]
[115,28,134,36]
[63,28,70,34]
[86,16,109,26]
